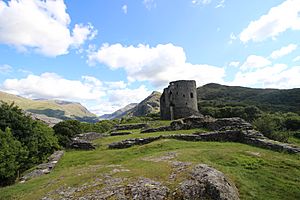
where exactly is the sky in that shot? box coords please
[0,0,300,115]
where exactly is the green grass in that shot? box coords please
[1,128,299,200]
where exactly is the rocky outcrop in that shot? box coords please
[69,138,96,150]
[108,136,162,149]
[110,131,132,136]
[174,164,239,200]
[114,123,148,131]
[20,151,64,182]
[127,178,169,200]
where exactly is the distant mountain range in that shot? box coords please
[0,91,99,123]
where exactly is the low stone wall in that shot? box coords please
[69,138,96,150]
[141,116,253,134]
[108,130,300,153]
[110,131,132,136]
[108,136,162,149]
[76,132,104,141]
[113,123,148,131]
[20,150,64,182]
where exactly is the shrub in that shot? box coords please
[53,120,82,147]
[0,128,27,186]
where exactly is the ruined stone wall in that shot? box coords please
[160,80,199,120]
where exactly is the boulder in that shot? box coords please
[174,164,239,200]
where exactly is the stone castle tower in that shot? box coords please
[160,80,199,120]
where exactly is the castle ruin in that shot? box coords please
[160,80,200,120]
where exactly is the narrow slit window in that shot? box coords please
[190,92,194,98]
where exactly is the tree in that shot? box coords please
[0,128,27,186]
[53,120,82,147]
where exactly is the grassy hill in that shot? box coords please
[197,83,300,114]
[0,91,98,123]
[0,126,299,199]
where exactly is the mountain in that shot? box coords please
[128,91,161,116]
[197,83,300,114]
[0,91,99,123]
[100,103,138,120]
[100,91,161,119]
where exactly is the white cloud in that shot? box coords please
[293,55,300,62]
[143,0,156,10]
[270,44,297,59]
[122,4,128,14]
[231,64,300,89]
[0,64,13,74]
[192,0,212,5]
[1,72,151,115]
[240,0,300,43]
[240,55,272,71]
[2,73,105,100]
[216,0,225,8]
[87,43,225,87]
[229,61,240,67]
[0,0,97,56]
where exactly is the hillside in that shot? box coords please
[0,91,98,123]
[197,83,300,114]
[101,91,161,119]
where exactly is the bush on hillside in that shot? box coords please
[80,120,117,133]
[53,120,82,147]
[199,105,262,122]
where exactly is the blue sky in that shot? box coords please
[0,0,300,115]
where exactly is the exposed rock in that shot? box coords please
[129,91,161,117]
[126,178,169,200]
[114,123,148,131]
[110,131,132,136]
[20,151,64,182]
[108,136,162,149]
[69,138,95,150]
[174,164,239,200]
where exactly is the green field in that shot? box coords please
[1,128,299,200]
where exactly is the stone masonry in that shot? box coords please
[160,80,200,120]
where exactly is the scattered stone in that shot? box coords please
[69,138,95,150]
[110,131,132,136]
[20,151,64,182]
[174,164,240,200]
